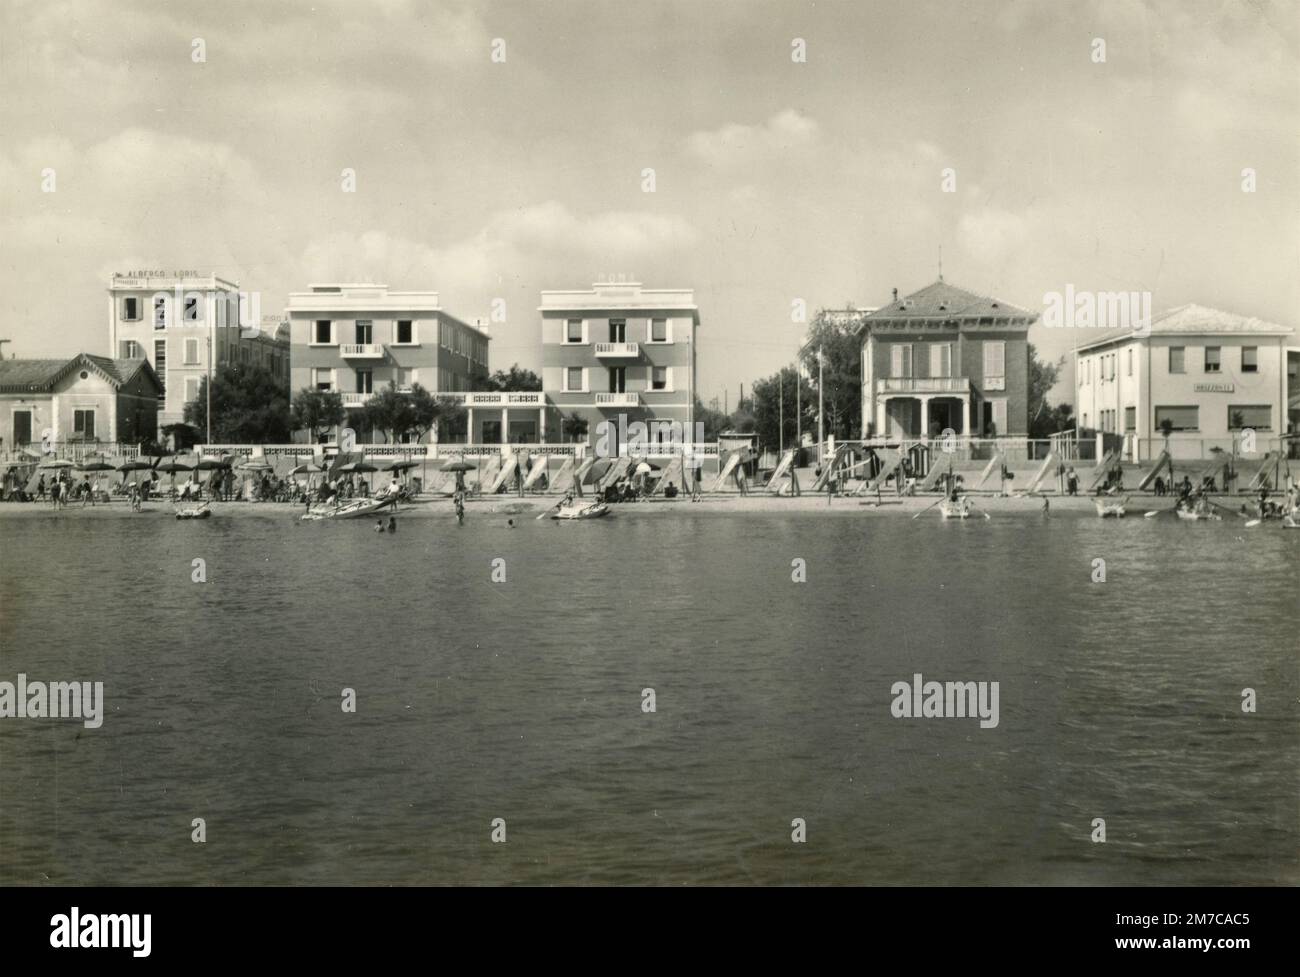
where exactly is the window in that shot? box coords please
[355,320,372,344]
[183,338,200,365]
[608,367,626,393]
[184,295,200,322]
[565,319,584,344]
[983,341,1005,378]
[73,409,95,440]
[154,340,166,397]
[650,318,668,342]
[153,296,167,329]
[651,367,668,391]
[890,344,913,378]
[121,340,141,359]
[122,297,140,321]
[1204,347,1221,373]
[314,320,332,344]
[184,376,200,404]
[356,369,373,394]
[1155,406,1198,431]
[396,367,416,389]
[609,319,626,343]
[565,367,584,392]
[1242,346,1258,373]
[396,320,414,344]
[929,343,952,378]
[313,368,334,391]
[1228,405,1271,430]
[1108,355,1116,381]
[1124,406,1136,432]
[1169,347,1185,373]
[1126,348,1133,376]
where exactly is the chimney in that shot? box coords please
[892,288,898,302]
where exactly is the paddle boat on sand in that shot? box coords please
[300,497,393,521]
[550,501,610,520]
[1175,503,1221,522]
[174,502,211,520]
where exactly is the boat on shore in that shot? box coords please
[1175,506,1221,522]
[175,502,211,520]
[1094,497,1127,518]
[300,497,393,521]
[551,501,610,520]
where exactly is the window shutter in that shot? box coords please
[891,345,903,377]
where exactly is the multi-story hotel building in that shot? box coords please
[286,284,490,441]
[857,280,1034,439]
[107,272,289,432]
[539,282,699,449]
[1074,304,1294,460]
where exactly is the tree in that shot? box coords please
[1027,343,1069,437]
[693,398,728,442]
[291,389,345,443]
[487,364,542,391]
[186,364,292,444]
[435,396,467,442]
[798,310,861,438]
[750,367,806,451]
[562,412,588,444]
[364,383,418,443]
[162,422,201,450]
[407,384,440,442]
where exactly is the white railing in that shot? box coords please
[452,391,544,407]
[342,392,374,407]
[595,342,640,357]
[595,392,640,407]
[340,343,384,358]
[879,377,971,393]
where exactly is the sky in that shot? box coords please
[1,0,1296,405]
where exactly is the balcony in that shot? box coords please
[595,342,640,358]
[342,392,374,408]
[879,377,971,395]
[596,392,640,408]
[341,343,384,359]
[458,392,544,407]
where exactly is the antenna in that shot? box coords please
[938,245,943,282]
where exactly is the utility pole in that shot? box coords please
[796,367,801,446]
[206,328,213,444]
[779,372,784,452]
[817,345,825,453]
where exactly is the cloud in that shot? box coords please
[300,202,697,294]
[956,208,1032,265]
[687,109,819,168]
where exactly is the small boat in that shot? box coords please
[300,497,392,521]
[1094,498,1127,518]
[174,503,211,520]
[1283,513,1300,530]
[1175,506,1221,522]
[939,498,972,519]
[550,501,610,520]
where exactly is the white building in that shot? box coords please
[1074,304,1294,461]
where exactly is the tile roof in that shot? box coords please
[858,280,1035,330]
[0,354,160,393]
[1145,304,1293,335]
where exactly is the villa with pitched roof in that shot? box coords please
[856,280,1036,440]
[1074,304,1295,461]
[0,354,163,456]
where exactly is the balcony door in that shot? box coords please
[608,367,626,393]
[13,410,32,447]
[356,369,373,393]
[609,319,626,343]
[355,320,373,345]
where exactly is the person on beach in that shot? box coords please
[375,518,385,532]
[50,478,61,507]
[453,488,465,524]
[80,475,94,506]
[735,463,749,497]
[36,474,46,501]
[691,461,703,502]
[387,515,397,533]
[1065,466,1078,496]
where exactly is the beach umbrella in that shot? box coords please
[290,462,324,475]
[117,459,152,472]
[236,459,273,472]
[39,457,74,469]
[338,461,378,473]
[385,460,419,471]
[76,458,116,472]
[634,461,659,475]
[440,460,475,472]
[194,456,232,471]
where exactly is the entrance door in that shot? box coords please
[13,410,32,447]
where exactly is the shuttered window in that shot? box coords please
[983,341,1005,378]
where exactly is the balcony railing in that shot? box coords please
[342,392,374,407]
[595,342,640,357]
[879,377,971,394]
[341,343,384,358]
[595,392,640,407]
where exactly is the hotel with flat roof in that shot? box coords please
[286,283,490,441]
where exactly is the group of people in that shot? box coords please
[29,470,104,507]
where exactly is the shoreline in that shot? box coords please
[0,492,1277,519]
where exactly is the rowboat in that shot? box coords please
[551,501,610,520]
[939,499,972,519]
[300,497,392,521]
[1094,498,1127,518]
[175,503,211,520]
